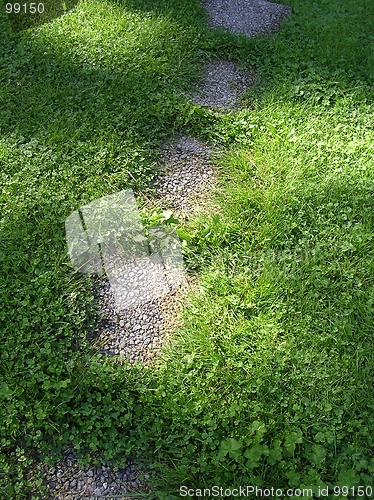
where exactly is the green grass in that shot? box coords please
[1,0,374,497]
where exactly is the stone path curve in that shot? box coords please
[203,0,291,38]
[37,1,291,498]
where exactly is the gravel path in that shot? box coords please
[90,277,166,363]
[202,0,292,38]
[37,452,149,499]
[87,136,215,365]
[36,1,292,497]
[89,274,186,365]
[154,135,217,216]
[191,59,256,110]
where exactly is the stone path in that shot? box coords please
[203,0,291,38]
[38,0,291,498]
[154,135,216,215]
[86,136,213,366]
[35,453,149,499]
[89,274,187,365]
[191,59,256,110]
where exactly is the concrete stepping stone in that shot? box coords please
[202,0,292,38]
[87,135,217,365]
[191,59,256,110]
[154,135,217,215]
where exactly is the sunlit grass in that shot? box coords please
[1,0,374,496]
[6,0,80,31]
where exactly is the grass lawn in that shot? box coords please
[1,0,374,497]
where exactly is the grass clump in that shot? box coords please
[1,0,374,498]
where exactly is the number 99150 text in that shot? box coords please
[6,3,45,14]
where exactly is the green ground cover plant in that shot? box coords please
[1,0,374,498]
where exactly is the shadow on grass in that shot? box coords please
[7,0,80,32]
[107,0,208,26]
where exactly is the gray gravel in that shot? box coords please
[88,136,215,365]
[154,135,217,216]
[90,275,166,364]
[202,0,292,38]
[191,59,256,110]
[38,452,149,499]
[85,138,215,367]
